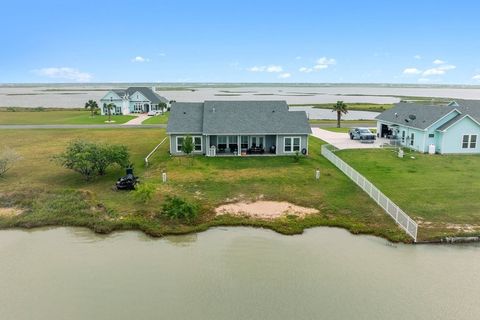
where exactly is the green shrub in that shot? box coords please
[54,140,130,180]
[133,183,156,203]
[160,196,198,221]
[293,151,300,163]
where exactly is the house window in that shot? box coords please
[241,136,248,149]
[134,103,143,112]
[410,133,414,146]
[176,136,184,152]
[463,135,477,149]
[194,136,202,151]
[428,134,434,138]
[218,136,227,144]
[284,137,301,153]
[176,136,202,152]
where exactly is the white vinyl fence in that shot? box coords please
[321,144,418,242]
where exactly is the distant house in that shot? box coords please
[99,87,169,115]
[166,101,311,156]
[376,100,480,154]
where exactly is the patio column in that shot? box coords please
[237,135,241,156]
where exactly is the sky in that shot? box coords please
[1,0,480,84]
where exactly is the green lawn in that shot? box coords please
[142,112,169,124]
[0,129,409,242]
[0,110,135,124]
[291,103,393,112]
[337,148,480,240]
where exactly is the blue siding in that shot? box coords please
[439,117,480,154]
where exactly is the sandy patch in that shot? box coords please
[215,201,318,220]
[0,207,23,217]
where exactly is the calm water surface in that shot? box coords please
[1,227,479,320]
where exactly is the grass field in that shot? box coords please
[0,110,135,124]
[337,148,480,240]
[142,112,170,124]
[0,129,409,242]
[291,103,392,112]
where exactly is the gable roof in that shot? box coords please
[167,100,311,135]
[102,87,168,104]
[449,99,480,123]
[166,102,204,134]
[202,101,311,134]
[436,114,480,131]
[375,102,458,130]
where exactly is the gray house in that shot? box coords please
[166,101,311,156]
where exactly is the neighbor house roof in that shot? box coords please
[166,102,204,134]
[103,87,168,104]
[167,100,311,135]
[375,102,458,130]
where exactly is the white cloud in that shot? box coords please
[316,57,336,66]
[299,67,313,73]
[414,55,422,60]
[295,56,302,60]
[278,73,291,79]
[132,56,149,63]
[472,74,480,80]
[433,59,445,65]
[34,67,92,82]
[299,57,336,73]
[403,68,422,75]
[423,64,456,76]
[247,65,283,73]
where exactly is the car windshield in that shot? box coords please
[359,129,371,133]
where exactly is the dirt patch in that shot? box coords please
[215,201,318,220]
[0,207,23,217]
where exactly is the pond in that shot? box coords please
[1,227,479,320]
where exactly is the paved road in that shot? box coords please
[0,124,167,129]
[0,122,373,130]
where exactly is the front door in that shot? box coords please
[144,104,150,112]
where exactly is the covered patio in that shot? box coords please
[206,135,277,156]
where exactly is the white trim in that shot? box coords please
[283,136,301,153]
[437,114,480,132]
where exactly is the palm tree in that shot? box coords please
[84,100,99,117]
[105,103,115,123]
[332,101,348,128]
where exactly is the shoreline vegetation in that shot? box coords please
[0,128,411,243]
[1,128,478,243]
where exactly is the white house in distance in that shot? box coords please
[99,87,169,115]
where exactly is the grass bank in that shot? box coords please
[337,148,480,241]
[0,110,134,124]
[0,129,409,242]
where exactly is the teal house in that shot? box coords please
[376,100,480,154]
[99,87,169,115]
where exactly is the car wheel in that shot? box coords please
[349,134,353,140]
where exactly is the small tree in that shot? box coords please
[181,136,194,156]
[133,183,156,203]
[158,102,167,114]
[0,147,22,177]
[84,100,99,117]
[54,140,130,181]
[332,101,348,128]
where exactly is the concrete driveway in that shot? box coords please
[311,127,387,150]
